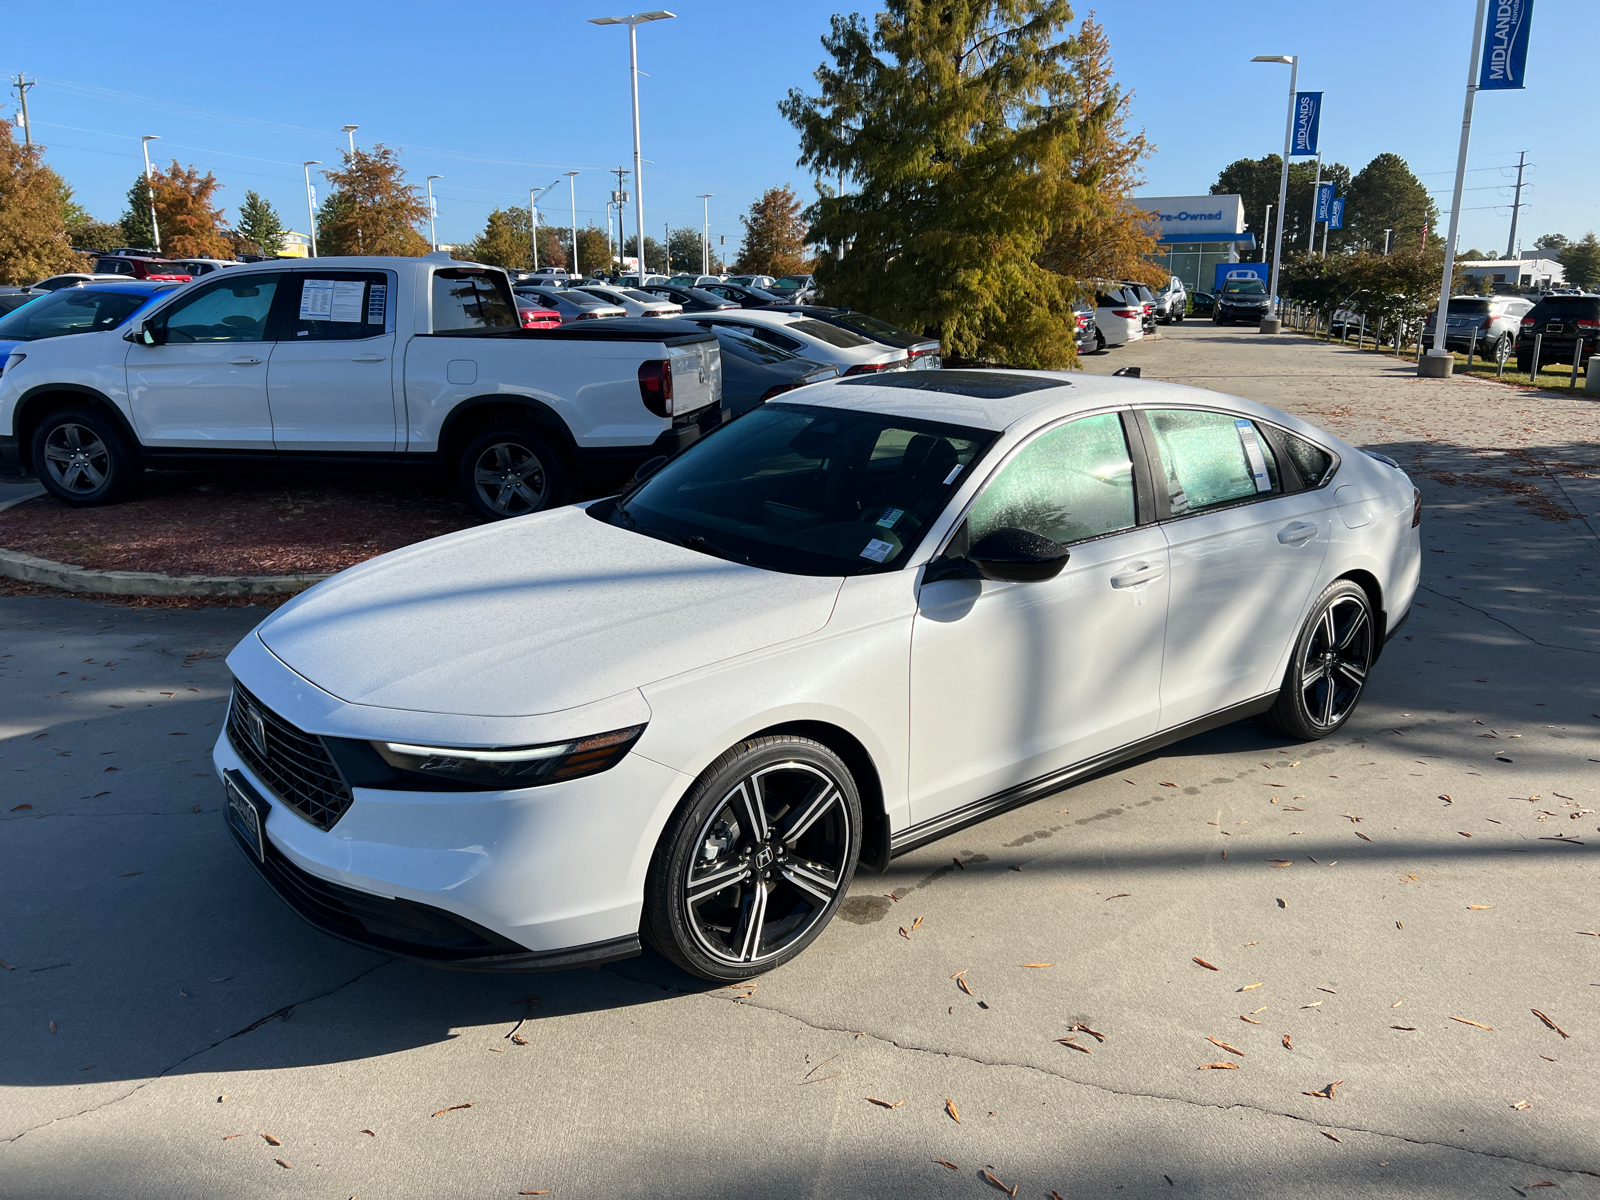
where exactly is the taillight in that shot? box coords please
[758,383,797,402]
[1412,488,1422,528]
[1480,318,1494,330]
[1521,317,1535,325]
[1113,308,1140,318]
[638,359,674,417]
[843,361,898,375]
[1578,319,1600,329]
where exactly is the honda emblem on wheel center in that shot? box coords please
[755,846,774,869]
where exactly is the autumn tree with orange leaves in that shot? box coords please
[149,161,233,259]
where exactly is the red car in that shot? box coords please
[93,256,193,283]
[515,296,561,329]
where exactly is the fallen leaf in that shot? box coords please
[1198,1062,1239,1070]
[1021,962,1054,968]
[1512,1101,1531,1110]
[261,1134,281,1146]
[933,1159,958,1170]
[1303,1080,1344,1099]
[945,1098,961,1123]
[1392,1026,1417,1031]
[1531,1009,1570,1039]
[1206,1036,1245,1057]
[1193,957,1220,971]
[1450,1017,1493,1031]
[221,1134,242,1140]
[1396,921,1404,929]
[518,1192,552,1196]
[957,976,974,996]
[0,960,13,971]
[1355,832,1372,842]
[899,926,911,940]
[1105,893,1130,901]
[119,871,141,878]
[1072,1022,1107,1042]
[10,804,31,812]
[1467,905,1493,910]
[360,1129,375,1136]
[431,1103,475,1117]
[1056,1037,1092,1054]
[1161,781,1177,787]
[865,1097,904,1109]
[1321,1131,1342,1143]
[1283,1034,1294,1050]
[1302,1001,1324,1009]
[274,1158,291,1170]
[1458,831,1473,838]
[980,1169,1018,1196]
[911,916,924,933]
[511,1033,529,1046]
[1239,1015,1263,1025]
[1317,987,1338,995]
[1239,982,1264,992]
[952,857,965,870]
[1527,1182,1557,1189]
[1252,1006,1268,1014]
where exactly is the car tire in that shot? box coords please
[1262,580,1376,741]
[1094,330,1106,353]
[30,406,141,507]
[1214,314,1227,326]
[642,734,863,982]
[1516,356,1531,375]
[458,425,566,521]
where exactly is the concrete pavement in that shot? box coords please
[3,324,1598,1198]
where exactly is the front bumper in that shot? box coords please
[214,723,691,970]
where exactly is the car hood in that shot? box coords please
[254,505,845,718]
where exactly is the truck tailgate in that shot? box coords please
[668,340,720,416]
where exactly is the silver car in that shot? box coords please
[1423,294,1533,360]
[513,285,626,323]
[574,285,683,319]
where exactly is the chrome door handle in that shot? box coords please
[1277,522,1319,545]
[228,356,263,365]
[1110,562,1164,588]
[350,354,386,363]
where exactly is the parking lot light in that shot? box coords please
[589,11,676,284]
[696,193,713,275]
[342,124,359,156]
[1251,54,1298,323]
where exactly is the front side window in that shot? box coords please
[601,402,995,575]
[966,412,1135,547]
[1145,408,1280,516]
[283,271,389,341]
[0,289,150,341]
[432,268,518,332]
[158,275,279,343]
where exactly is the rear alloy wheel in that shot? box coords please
[643,736,862,981]
[1263,580,1375,740]
[458,426,566,521]
[31,407,140,507]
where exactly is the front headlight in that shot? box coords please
[370,725,645,789]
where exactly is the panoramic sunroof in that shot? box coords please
[836,369,1066,399]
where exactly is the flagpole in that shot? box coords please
[1422,0,1488,377]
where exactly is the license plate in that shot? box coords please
[224,769,267,862]
[1546,323,1563,334]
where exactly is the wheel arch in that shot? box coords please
[13,384,141,473]
[1335,568,1388,660]
[437,395,577,468]
[749,719,889,875]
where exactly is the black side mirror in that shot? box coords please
[968,527,1070,583]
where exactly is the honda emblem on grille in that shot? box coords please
[245,703,268,758]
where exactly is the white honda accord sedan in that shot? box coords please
[216,369,1420,981]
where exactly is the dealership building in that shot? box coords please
[1132,195,1258,291]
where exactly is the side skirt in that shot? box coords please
[887,694,1276,860]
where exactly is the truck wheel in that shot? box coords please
[31,407,141,507]
[458,426,567,520]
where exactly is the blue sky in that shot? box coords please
[8,1,1593,259]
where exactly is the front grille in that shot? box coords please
[227,682,353,830]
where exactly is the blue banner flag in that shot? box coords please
[1315,183,1334,223]
[1329,197,1345,230]
[1480,0,1534,90]
[1291,92,1322,155]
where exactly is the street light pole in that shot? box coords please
[696,193,713,275]
[1252,54,1298,327]
[342,125,359,157]
[426,175,442,251]
[1307,150,1321,253]
[140,135,161,254]
[1261,204,1273,264]
[528,179,560,273]
[303,161,321,257]
[590,11,675,285]
[565,171,580,276]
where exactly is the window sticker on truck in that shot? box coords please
[367,283,387,325]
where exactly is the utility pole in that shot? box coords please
[1505,149,1527,259]
[11,75,34,147]
[611,164,631,274]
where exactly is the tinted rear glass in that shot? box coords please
[1533,297,1600,317]
[433,269,518,331]
[788,318,871,348]
[836,370,1062,399]
[1448,299,1492,314]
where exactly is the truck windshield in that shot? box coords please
[0,289,148,340]
[599,402,995,576]
[432,268,518,332]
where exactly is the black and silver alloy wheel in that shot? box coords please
[43,423,110,495]
[1264,580,1375,740]
[457,426,565,521]
[30,406,139,507]
[645,736,862,981]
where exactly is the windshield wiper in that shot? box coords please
[677,534,752,565]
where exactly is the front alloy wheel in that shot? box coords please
[31,407,139,507]
[1263,580,1375,740]
[644,736,861,980]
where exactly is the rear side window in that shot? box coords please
[96,258,135,276]
[1278,430,1334,486]
[1144,408,1281,516]
[283,271,390,341]
[432,268,518,331]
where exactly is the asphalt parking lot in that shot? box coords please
[3,323,1599,1198]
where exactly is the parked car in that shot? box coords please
[767,274,817,303]
[513,285,627,324]
[1125,283,1158,334]
[684,309,910,376]
[1073,302,1098,354]
[25,273,126,292]
[1191,291,1215,317]
[0,281,184,380]
[698,281,784,308]
[527,267,572,282]
[574,285,684,319]
[1419,295,1532,359]
[703,324,839,416]
[1156,276,1187,324]
[668,274,724,288]
[92,256,192,282]
[726,274,776,290]
[765,305,940,368]
[639,283,741,313]
[1515,293,1600,374]
[0,256,726,520]
[1094,286,1144,348]
[514,295,562,329]
[168,258,240,277]
[1213,277,1271,325]
[211,368,1421,981]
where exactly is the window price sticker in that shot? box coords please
[1235,419,1272,493]
[876,507,904,528]
[860,538,894,562]
[366,283,387,325]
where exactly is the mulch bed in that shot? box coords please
[0,471,483,577]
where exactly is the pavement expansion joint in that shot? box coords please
[1417,584,1600,655]
[705,990,1600,1182]
[0,960,392,1146]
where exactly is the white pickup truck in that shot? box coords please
[0,252,724,519]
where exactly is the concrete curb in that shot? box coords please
[0,486,331,598]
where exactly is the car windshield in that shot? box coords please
[1448,299,1492,314]
[600,402,996,576]
[1222,280,1267,295]
[0,289,149,341]
[787,318,871,348]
